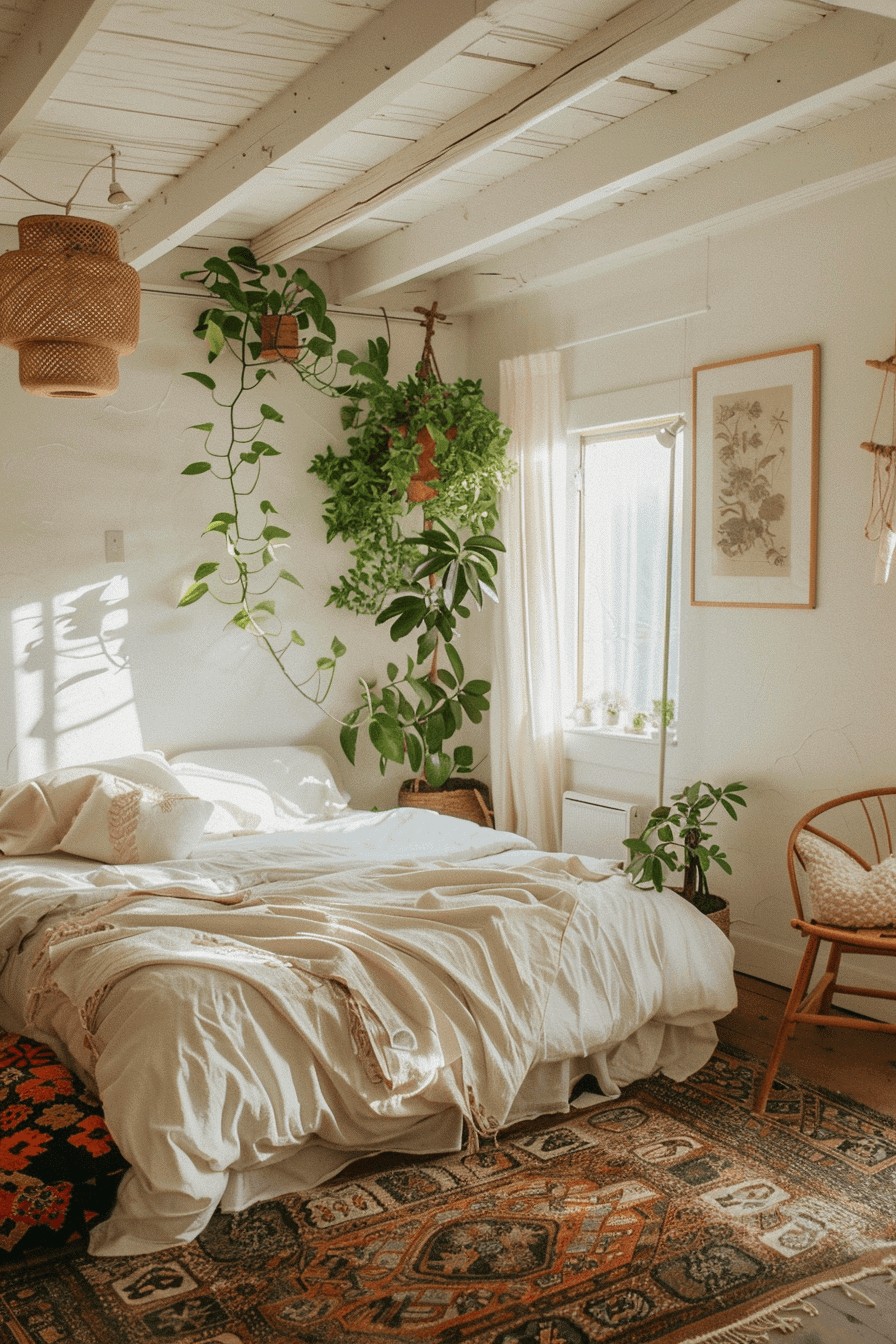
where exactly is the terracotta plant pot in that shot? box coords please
[259,313,300,361]
[407,426,439,502]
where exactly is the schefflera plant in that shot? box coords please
[177,246,356,704]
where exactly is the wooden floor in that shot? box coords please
[719,972,896,1117]
[716,974,896,1343]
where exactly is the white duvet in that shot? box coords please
[0,807,736,1257]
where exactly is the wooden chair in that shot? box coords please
[753,788,896,1114]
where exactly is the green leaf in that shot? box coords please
[204,319,225,355]
[464,679,490,696]
[445,642,464,682]
[184,371,216,390]
[204,519,230,535]
[424,752,453,789]
[453,744,473,771]
[262,524,291,540]
[405,732,423,775]
[177,581,208,607]
[386,662,399,682]
[190,422,214,432]
[260,403,284,422]
[193,561,219,580]
[340,721,359,766]
[259,499,277,514]
[331,636,347,657]
[370,714,405,765]
[182,461,212,475]
[279,569,302,586]
[253,600,276,616]
[290,630,305,646]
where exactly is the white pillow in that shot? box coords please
[168,746,349,838]
[0,752,188,856]
[57,772,213,864]
[795,830,896,928]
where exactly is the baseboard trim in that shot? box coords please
[731,929,896,1025]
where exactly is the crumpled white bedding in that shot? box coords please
[0,807,736,1257]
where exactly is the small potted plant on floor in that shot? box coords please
[622,780,748,934]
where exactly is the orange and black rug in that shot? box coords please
[0,1045,894,1344]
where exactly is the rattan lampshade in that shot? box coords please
[0,215,140,397]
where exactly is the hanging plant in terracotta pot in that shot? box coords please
[309,302,515,817]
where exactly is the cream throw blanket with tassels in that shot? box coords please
[25,856,608,1254]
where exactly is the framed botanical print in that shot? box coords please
[691,344,819,608]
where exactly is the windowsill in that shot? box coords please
[564,724,677,767]
[566,725,678,745]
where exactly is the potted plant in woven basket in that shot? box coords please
[309,302,514,825]
[622,780,748,935]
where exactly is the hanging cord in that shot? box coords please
[862,331,896,542]
[0,146,118,216]
[414,301,446,382]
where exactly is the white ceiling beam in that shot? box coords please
[436,93,896,312]
[823,0,896,16]
[118,0,529,271]
[0,0,118,163]
[251,0,741,264]
[334,6,896,302]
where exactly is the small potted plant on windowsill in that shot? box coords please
[650,698,676,732]
[600,690,627,728]
[627,710,648,735]
[622,780,748,936]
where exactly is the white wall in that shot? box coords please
[469,177,896,1006]
[0,285,476,810]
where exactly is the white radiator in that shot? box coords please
[561,791,644,862]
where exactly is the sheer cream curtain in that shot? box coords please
[491,350,566,850]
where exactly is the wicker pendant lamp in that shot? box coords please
[0,213,140,398]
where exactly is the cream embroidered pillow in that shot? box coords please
[0,752,186,856]
[57,773,213,864]
[795,830,896,928]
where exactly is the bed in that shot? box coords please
[0,746,736,1257]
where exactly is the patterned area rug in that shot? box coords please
[0,1044,894,1344]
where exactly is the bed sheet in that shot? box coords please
[0,809,736,1257]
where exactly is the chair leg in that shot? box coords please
[753,935,821,1114]
[817,942,843,1017]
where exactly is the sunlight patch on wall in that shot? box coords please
[11,577,142,779]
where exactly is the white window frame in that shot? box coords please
[564,381,686,785]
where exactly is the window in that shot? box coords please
[573,420,682,729]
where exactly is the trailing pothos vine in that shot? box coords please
[176,246,355,704]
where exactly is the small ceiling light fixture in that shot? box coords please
[0,145,140,397]
[107,146,133,209]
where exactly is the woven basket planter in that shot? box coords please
[703,898,731,938]
[0,215,139,397]
[398,777,494,828]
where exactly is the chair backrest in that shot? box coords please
[786,788,896,922]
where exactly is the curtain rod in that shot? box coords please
[138,282,452,325]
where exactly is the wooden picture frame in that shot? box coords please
[691,344,819,608]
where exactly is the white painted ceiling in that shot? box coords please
[1,0,895,313]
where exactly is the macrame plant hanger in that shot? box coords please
[862,337,896,583]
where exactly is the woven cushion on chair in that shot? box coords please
[795,831,896,928]
[0,1032,127,1255]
